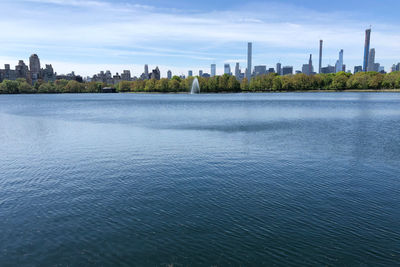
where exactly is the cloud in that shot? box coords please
[0,0,399,76]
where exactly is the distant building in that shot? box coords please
[0,64,16,82]
[354,66,363,74]
[335,49,344,73]
[254,65,267,76]
[367,48,378,72]
[113,73,121,84]
[319,40,323,73]
[268,68,275,73]
[282,66,293,75]
[363,28,371,72]
[29,54,41,83]
[247,42,252,80]
[167,70,172,79]
[150,67,161,80]
[202,73,211,78]
[302,54,314,75]
[235,63,240,79]
[121,70,131,81]
[211,64,216,77]
[295,70,302,74]
[199,70,203,77]
[15,60,29,80]
[321,65,335,74]
[276,63,282,75]
[42,64,55,82]
[188,70,193,77]
[102,87,117,93]
[56,71,83,83]
[224,64,231,75]
[144,64,149,79]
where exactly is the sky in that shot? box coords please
[0,0,399,77]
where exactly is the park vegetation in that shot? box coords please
[1,72,400,94]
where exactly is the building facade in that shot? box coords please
[363,28,371,72]
[246,42,252,80]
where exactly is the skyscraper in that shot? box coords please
[276,63,282,75]
[167,70,172,79]
[367,48,375,71]
[254,66,267,76]
[188,70,193,77]
[354,66,363,74]
[235,63,240,79]
[363,28,371,72]
[247,42,252,81]
[29,54,41,82]
[302,54,314,75]
[335,49,344,73]
[282,66,293,75]
[224,64,231,75]
[144,64,149,79]
[319,40,323,74]
[199,70,203,77]
[211,64,216,77]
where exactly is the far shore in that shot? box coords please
[123,89,400,94]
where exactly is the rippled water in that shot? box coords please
[0,93,399,266]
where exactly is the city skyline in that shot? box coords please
[1,0,400,77]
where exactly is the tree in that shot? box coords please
[0,80,19,94]
[38,83,56,93]
[118,81,131,92]
[218,74,230,91]
[227,76,240,92]
[65,80,85,93]
[144,79,156,92]
[19,82,36,94]
[156,78,170,92]
[86,82,103,93]
[240,78,249,91]
[331,72,350,90]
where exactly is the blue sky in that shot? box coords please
[1,0,399,77]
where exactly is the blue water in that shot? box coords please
[0,93,399,266]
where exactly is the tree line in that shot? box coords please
[1,72,400,94]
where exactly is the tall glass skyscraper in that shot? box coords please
[211,64,216,77]
[335,49,344,73]
[224,64,231,75]
[363,29,371,72]
[319,40,323,74]
[247,42,252,81]
[367,48,376,72]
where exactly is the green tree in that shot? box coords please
[118,81,131,92]
[240,78,249,91]
[331,72,350,90]
[0,80,19,94]
[19,82,36,94]
[227,76,240,92]
[65,80,85,93]
[38,82,56,93]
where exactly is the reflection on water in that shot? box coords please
[0,93,399,266]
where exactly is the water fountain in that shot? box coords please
[190,77,200,94]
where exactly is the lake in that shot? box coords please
[0,93,399,266]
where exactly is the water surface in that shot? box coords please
[0,93,399,266]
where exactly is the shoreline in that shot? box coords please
[2,89,400,96]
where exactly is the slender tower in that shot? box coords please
[247,42,252,82]
[309,54,313,75]
[319,40,323,74]
[363,28,371,72]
